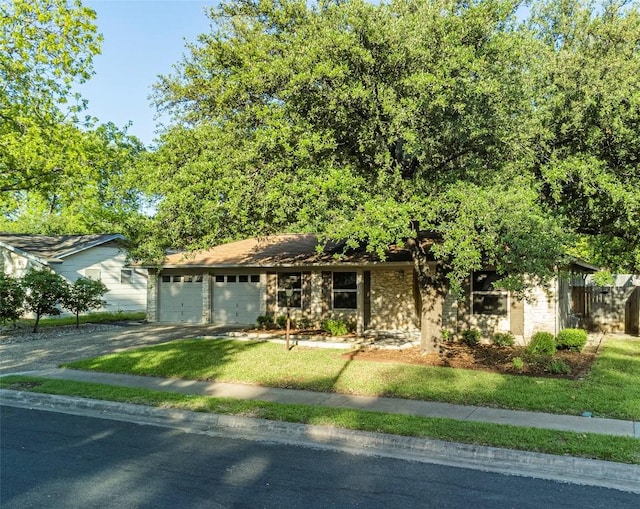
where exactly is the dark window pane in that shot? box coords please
[162,275,171,283]
[333,272,357,290]
[121,269,132,284]
[473,294,508,315]
[227,275,237,283]
[333,291,357,309]
[173,276,182,282]
[472,271,502,292]
[250,275,260,283]
[194,275,203,283]
[278,272,302,289]
[239,275,249,283]
[277,290,302,308]
[215,275,225,282]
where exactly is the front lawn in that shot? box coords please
[64,335,640,420]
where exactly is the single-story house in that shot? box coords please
[0,233,147,314]
[145,234,598,341]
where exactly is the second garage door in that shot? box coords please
[213,274,263,325]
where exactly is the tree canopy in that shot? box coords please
[1,0,101,191]
[134,0,640,342]
[1,0,146,236]
[143,1,638,262]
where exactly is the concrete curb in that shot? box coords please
[2,389,639,494]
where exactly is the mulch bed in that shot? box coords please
[342,343,596,380]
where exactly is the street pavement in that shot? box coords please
[1,323,639,493]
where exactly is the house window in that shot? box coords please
[277,272,302,308]
[472,271,508,316]
[333,272,357,309]
[85,268,101,281]
[120,269,132,284]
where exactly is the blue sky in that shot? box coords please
[77,1,218,146]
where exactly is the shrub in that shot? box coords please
[275,315,288,329]
[441,329,455,342]
[512,357,524,370]
[21,268,70,333]
[321,318,348,336]
[0,272,25,328]
[461,328,481,346]
[62,277,108,328]
[256,315,274,329]
[548,359,571,375]
[492,332,515,347]
[556,328,588,352]
[526,332,556,356]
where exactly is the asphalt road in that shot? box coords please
[2,406,638,509]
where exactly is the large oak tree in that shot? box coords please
[139,0,640,348]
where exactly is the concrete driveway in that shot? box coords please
[0,323,242,374]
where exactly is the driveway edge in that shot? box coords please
[2,389,639,494]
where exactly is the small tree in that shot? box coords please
[21,267,69,333]
[0,272,25,328]
[62,277,108,328]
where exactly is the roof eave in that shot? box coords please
[57,234,126,259]
[0,240,51,266]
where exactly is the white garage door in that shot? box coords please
[159,275,203,323]
[214,274,262,325]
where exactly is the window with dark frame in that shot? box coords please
[277,272,302,308]
[471,271,508,316]
[332,272,357,309]
[120,269,132,284]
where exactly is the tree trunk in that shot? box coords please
[418,281,444,354]
[32,314,41,333]
[406,236,446,354]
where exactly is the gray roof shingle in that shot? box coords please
[0,234,124,262]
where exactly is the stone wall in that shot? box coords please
[523,281,557,338]
[368,268,418,331]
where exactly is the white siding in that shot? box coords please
[0,249,44,276]
[57,245,147,313]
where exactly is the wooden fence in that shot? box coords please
[572,286,640,335]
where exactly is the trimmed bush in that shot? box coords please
[492,332,515,347]
[556,328,588,352]
[526,331,556,356]
[321,319,348,336]
[256,315,274,329]
[461,328,481,346]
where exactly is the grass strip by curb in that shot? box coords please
[2,375,639,465]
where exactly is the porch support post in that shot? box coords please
[357,269,364,334]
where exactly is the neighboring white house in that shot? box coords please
[0,234,147,314]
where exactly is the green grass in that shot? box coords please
[64,336,640,420]
[2,375,638,464]
[16,311,146,328]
